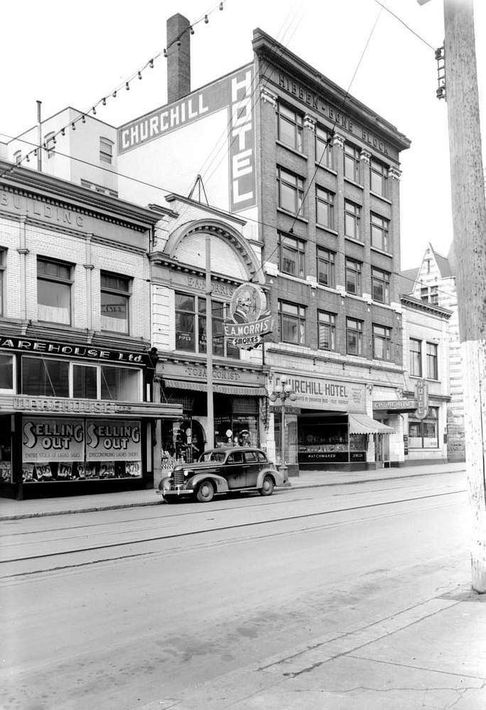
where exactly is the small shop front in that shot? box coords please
[271,372,394,470]
[0,336,182,498]
[159,358,267,463]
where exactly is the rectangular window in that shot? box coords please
[370,159,388,197]
[316,187,334,229]
[345,258,362,296]
[371,267,390,304]
[73,364,98,399]
[175,292,239,358]
[426,342,438,379]
[279,233,305,277]
[0,354,14,391]
[101,365,141,401]
[45,132,56,159]
[346,318,363,356]
[315,126,333,168]
[316,248,335,288]
[100,137,114,164]
[373,324,392,360]
[344,200,361,240]
[101,272,130,334]
[277,166,304,214]
[277,104,303,152]
[279,301,306,345]
[409,407,439,449]
[0,249,5,315]
[318,311,336,351]
[430,285,439,305]
[14,150,22,165]
[344,143,361,182]
[37,257,72,325]
[410,338,422,377]
[371,213,390,252]
[22,357,70,397]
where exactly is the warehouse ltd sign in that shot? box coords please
[118,65,256,212]
[274,374,366,412]
[0,336,149,365]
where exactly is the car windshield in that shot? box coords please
[199,451,227,462]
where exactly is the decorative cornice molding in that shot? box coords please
[360,150,371,164]
[304,114,316,131]
[389,167,402,181]
[332,133,345,149]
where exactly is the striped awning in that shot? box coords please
[163,378,267,397]
[349,413,394,434]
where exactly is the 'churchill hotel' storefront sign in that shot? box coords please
[274,374,366,412]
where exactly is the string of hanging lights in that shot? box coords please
[0,0,227,180]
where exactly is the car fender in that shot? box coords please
[188,472,229,493]
[159,476,172,491]
[257,468,283,488]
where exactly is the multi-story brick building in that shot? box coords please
[0,161,181,499]
[401,242,464,461]
[1,15,413,474]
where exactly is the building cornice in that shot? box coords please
[252,28,411,153]
[400,294,452,318]
[0,160,165,230]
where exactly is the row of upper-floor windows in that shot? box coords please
[0,251,131,333]
[13,136,114,166]
[279,236,392,304]
[277,299,396,360]
[276,166,391,252]
[276,103,390,197]
[0,353,142,400]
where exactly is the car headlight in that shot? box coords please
[183,469,191,478]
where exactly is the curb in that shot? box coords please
[0,468,464,522]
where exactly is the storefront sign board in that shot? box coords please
[275,374,366,412]
[22,418,85,463]
[86,420,141,461]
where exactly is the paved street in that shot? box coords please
[1,470,483,709]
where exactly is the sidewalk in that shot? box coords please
[0,461,465,521]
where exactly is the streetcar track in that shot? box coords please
[0,489,465,565]
[0,499,461,581]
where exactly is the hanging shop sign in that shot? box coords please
[86,420,141,461]
[0,336,151,365]
[414,380,429,420]
[224,283,273,350]
[373,399,417,411]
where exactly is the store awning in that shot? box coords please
[349,413,394,434]
[163,378,267,397]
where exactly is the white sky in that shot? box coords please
[1,0,484,270]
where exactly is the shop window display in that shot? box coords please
[20,418,143,483]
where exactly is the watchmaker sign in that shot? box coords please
[224,283,273,350]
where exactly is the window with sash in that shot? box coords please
[409,407,439,449]
[277,104,303,152]
[371,267,390,304]
[278,301,306,345]
[371,213,390,252]
[315,125,333,168]
[279,233,305,277]
[318,311,336,351]
[345,258,362,296]
[37,257,73,325]
[317,248,336,288]
[344,143,361,182]
[373,324,392,360]
[316,187,335,229]
[426,342,438,379]
[277,166,304,214]
[344,200,361,240]
[101,272,131,334]
[410,338,422,377]
[346,318,364,356]
[370,159,388,197]
[175,292,239,359]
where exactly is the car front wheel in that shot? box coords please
[260,474,274,496]
[196,480,215,503]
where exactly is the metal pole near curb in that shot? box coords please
[442,0,486,592]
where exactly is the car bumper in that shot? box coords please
[157,486,194,498]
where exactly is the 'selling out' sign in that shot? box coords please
[117,65,256,213]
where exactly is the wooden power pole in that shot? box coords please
[443,0,486,592]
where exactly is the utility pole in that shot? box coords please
[36,100,42,172]
[442,0,486,593]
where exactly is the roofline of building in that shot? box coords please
[400,294,452,318]
[7,107,116,143]
[0,159,167,228]
[252,27,411,153]
[164,193,247,226]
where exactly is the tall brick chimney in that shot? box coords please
[167,14,191,103]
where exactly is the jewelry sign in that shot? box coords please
[224,283,273,350]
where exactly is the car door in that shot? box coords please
[224,451,246,489]
[243,450,261,487]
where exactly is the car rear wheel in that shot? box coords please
[260,474,274,496]
[196,480,215,503]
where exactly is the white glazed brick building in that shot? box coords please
[400,243,464,461]
[0,162,181,499]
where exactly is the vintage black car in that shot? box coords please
[157,447,282,503]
